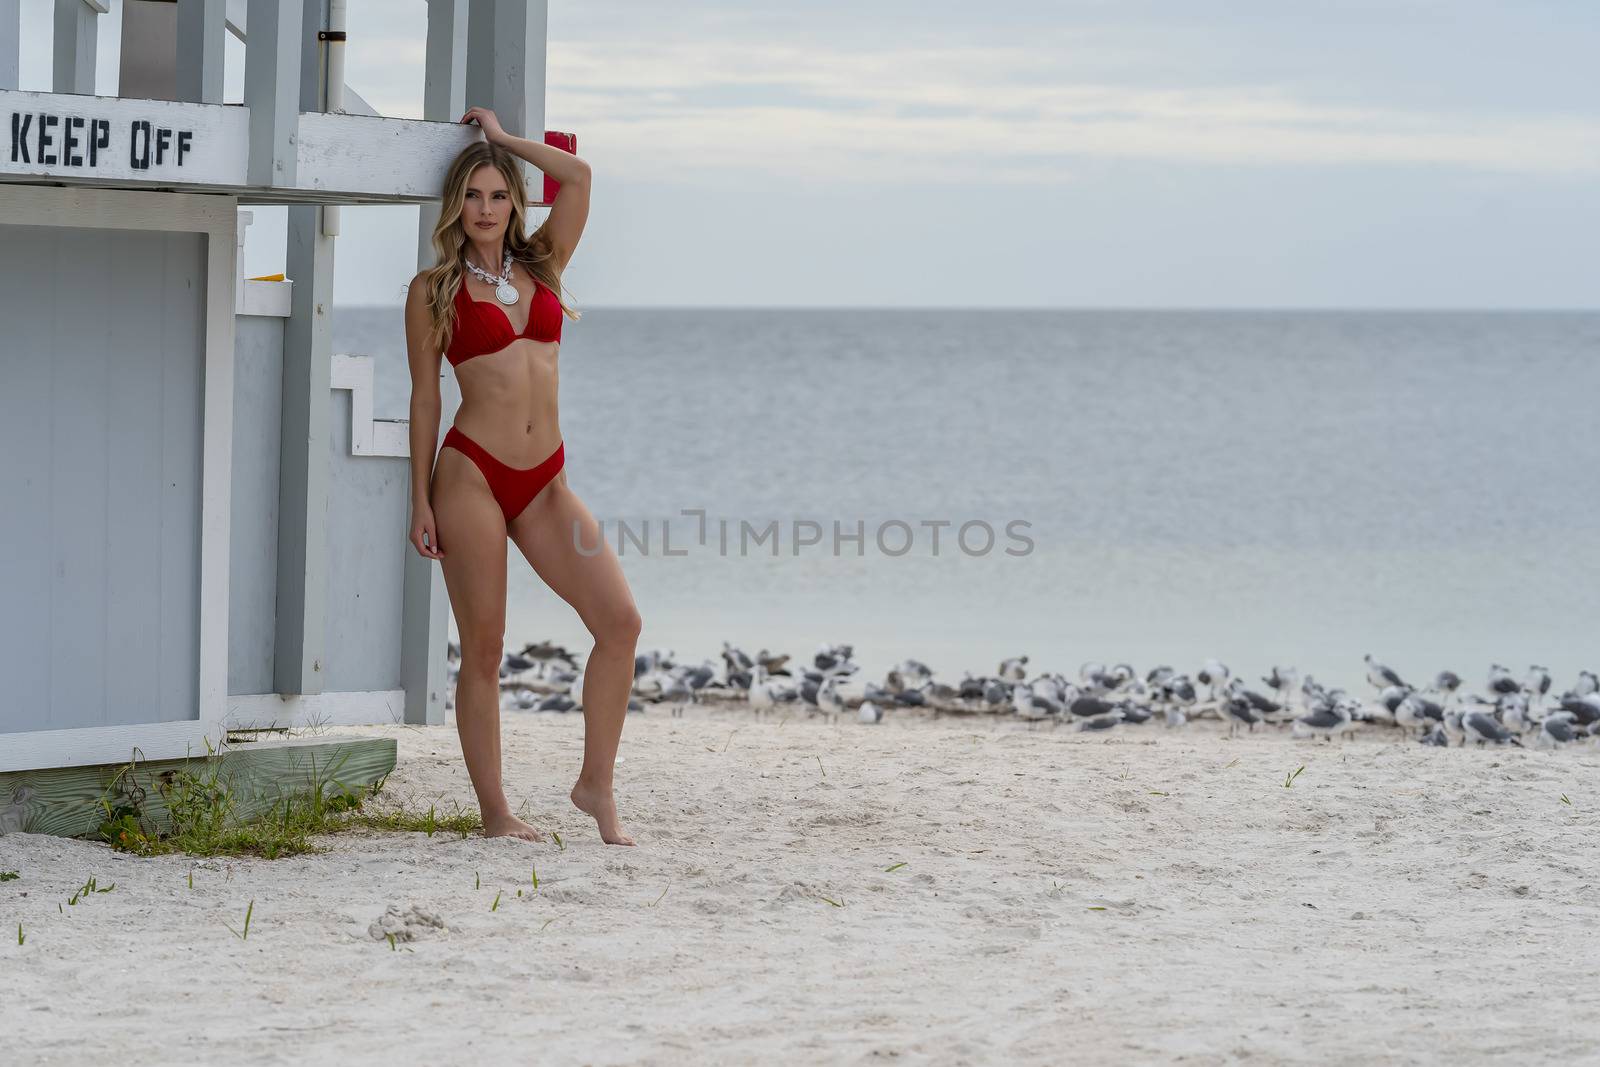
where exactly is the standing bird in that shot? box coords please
[998,655,1029,681]
[1523,665,1552,710]
[1432,670,1463,706]
[1535,712,1580,750]
[858,700,884,725]
[1364,653,1406,691]
[1487,664,1520,699]
[1292,703,1353,743]
[1462,711,1522,747]
[1197,658,1231,702]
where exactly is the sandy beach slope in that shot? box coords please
[3,709,1598,1065]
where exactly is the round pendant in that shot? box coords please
[495,282,519,305]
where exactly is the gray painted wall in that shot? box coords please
[0,224,204,733]
[226,315,410,697]
[323,389,409,693]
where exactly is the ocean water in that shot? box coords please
[334,307,1600,695]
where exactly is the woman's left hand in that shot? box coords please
[460,106,508,144]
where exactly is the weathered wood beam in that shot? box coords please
[177,0,227,104]
[52,0,99,95]
[465,0,546,199]
[243,0,300,185]
[0,735,397,839]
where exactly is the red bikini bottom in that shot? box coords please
[440,425,565,522]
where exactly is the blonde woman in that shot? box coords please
[404,106,639,846]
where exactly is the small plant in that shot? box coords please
[491,890,502,912]
[552,831,564,852]
[385,932,398,951]
[0,870,19,881]
[884,862,906,873]
[530,866,539,890]
[223,900,255,940]
[539,918,556,933]
[647,880,669,907]
[1283,765,1306,788]
[819,894,843,907]
[16,922,23,945]
[67,876,116,905]
[1087,906,1107,912]
[1561,794,1573,806]
[475,871,481,890]
[815,755,826,779]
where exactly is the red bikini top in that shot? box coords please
[446,274,563,367]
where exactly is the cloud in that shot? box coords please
[522,39,1600,185]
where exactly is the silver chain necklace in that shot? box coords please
[464,250,520,305]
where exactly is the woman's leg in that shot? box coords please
[508,474,642,845]
[431,447,544,842]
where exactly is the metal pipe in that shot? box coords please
[321,0,346,236]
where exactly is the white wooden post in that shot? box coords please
[177,0,226,104]
[466,0,546,202]
[244,0,300,186]
[52,0,101,95]
[1,0,19,91]
[275,0,334,696]
[402,0,469,726]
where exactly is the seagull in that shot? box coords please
[857,700,883,725]
[1262,666,1300,709]
[1221,696,1262,736]
[998,655,1029,681]
[1487,664,1520,698]
[1575,670,1599,698]
[1292,703,1352,743]
[747,666,778,719]
[1012,682,1059,726]
[1523,665,1552,709]
[817,677,847,723]
[1418,723,1450,747]
[1197,658,1230,701]
[1077,708,1123,734]
[1535,712,1580,750]
[538,694,575,713]
[1364,653,1405,691]
[1432,670,1463,705]
[1461,711,1522,747]
[1396,692,1444,737]
[1557,692,1600,728]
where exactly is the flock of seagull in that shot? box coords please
[446,641,1600,751]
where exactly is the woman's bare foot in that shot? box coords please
[570,781,635,845]
[483,811,545,843]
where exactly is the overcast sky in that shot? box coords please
[17,0,1599,307]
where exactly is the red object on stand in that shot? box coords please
[538,131,577,206]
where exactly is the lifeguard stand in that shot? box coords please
[0,1,563,832]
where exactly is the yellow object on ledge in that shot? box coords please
[247,273,286,282]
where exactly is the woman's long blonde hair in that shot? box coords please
[422,141,580,355]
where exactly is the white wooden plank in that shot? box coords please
[103,227,165,733]
[331,353,410,458]
[198,201,238,731]
[294,110,479,198]
[0,89,249,184]
[53,0,98,95]
[237,278,292,316]
[225,689,407,730]
[243,0,300,185]
[177,0,227,104]
[0,0,20,92]
[0,720,219,773]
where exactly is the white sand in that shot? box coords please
[3,709,1599,1065]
